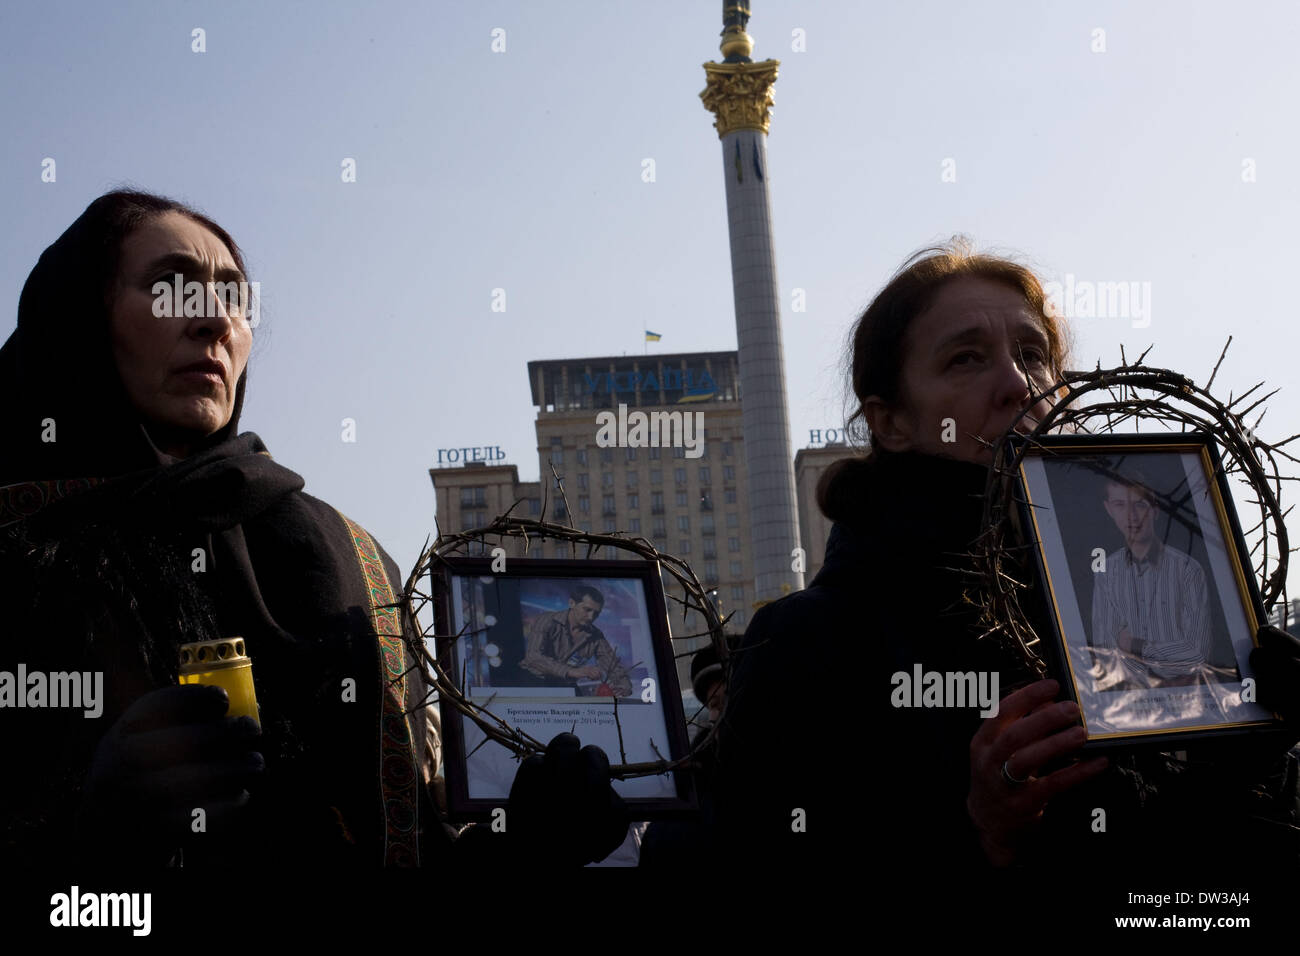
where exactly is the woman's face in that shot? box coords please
[865,276,1058,464]
[108,211,252,457]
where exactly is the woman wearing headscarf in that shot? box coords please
[703,242,1300,879]
[0,191,627,868]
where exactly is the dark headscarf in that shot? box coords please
[0,190,249,486]
[0,193,431,868]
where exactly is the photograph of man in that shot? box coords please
[521,584,634,697]
[1090,468,1216,689]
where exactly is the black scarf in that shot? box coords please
[1,432,430,866]
[1,200,427,867]
[0,200,248,487]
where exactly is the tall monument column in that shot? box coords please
[700,1,803,604]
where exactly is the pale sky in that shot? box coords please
[2,1,1297,606]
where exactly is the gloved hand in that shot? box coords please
[1249,624,1300,722]
[507,732,630,867]
[79,684,263,862]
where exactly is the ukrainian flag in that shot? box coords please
[645,330,662,342]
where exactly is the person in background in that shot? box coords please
[637,640,732,867]
[691,642,728,729]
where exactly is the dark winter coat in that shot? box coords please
[0,433,443,867]
[705,449,1300,874]
[0,204,443,867]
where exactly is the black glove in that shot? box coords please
[506,732,630,867]
[1249,624,1300,722]
[79,684,263,863]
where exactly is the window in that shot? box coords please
[576,448,588,466]
[703,544,717,559]
[728,536,741,552]
[531,546,544,559]
[651,492,664,513]
[701,515,715,535]
[553,501,567,519]
[723,442,733,458]
[625,447,636,462]
[675,491,688,507]
[725,489,737,504]
[604,519,616,533]
[679,539,691,554]
[578,495,590,513]
[600,448,613,464]
[649,447,661,460]
[577,473,589,490]
[729,561,742,577]
[653,517,666,537]
[460,486,486,508]
[549,448,564,466]
[650,469,662,485]
[602,495,615,515]
[726,512,739,528]
[602,472,614,488]
[627,493,639,510]
[724,465,736,481]
[529,498,541,515]
[626,471,638,488]
[629,517,641,533]
[699,493,712,511]
[555,544,568,558]
[730,585,744,601]
[677,515,690,532]
[704,561,718,580]
[674,467,686,485]
[699,467,711,484]
[732,609,746,627]
[673,447,685,459]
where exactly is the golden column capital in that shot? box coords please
[700,59,780,139]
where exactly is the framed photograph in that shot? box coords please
[431,557,695,820]
[1014,433,1282,747]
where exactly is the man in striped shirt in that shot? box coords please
[1090,472,1215,689]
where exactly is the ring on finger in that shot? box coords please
[1001,759,1029,787]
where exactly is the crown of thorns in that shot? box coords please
[394,461,728,779]
[972,340,1294,676]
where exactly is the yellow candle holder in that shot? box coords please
[178,636,260,730]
